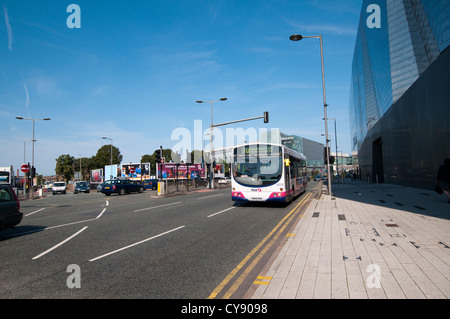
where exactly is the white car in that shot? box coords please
[217,177,231,184]
[52,182,67,195]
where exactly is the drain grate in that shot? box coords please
[386,224,399,227]
[338,214,346,221]
[312,212,320,218]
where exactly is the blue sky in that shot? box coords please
[1,0,361,176]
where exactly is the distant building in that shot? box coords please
[349,0,450,189]
[260,129,324,169]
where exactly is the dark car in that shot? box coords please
[0,185,23,230]
[143,179,158,190]
[101,179,145,196]
[74,181,90,194]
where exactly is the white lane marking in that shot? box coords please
[207,207,236,218]
[133,201,182,213]
[89,225,185,262]
[96,208,107,219]
[32,226,88,260]
[25,208,46,217]
[45,219,95,230]
[45,206,107,230]
[197,194,224,200]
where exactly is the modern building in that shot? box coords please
[349,0,450,189]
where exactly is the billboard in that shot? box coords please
[121,163,150,181]
[90,168,103,184]
[158,163,205,180]
[105,164,119,180]
[214,164,225,178]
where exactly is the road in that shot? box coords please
[0,185,315,299]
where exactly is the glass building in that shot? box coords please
[349,0,449,188]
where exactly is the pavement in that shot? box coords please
[250,180,450,299]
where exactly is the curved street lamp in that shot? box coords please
[196,98,227,188]
[290,33,332,195]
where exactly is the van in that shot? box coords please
[52,182,67,195]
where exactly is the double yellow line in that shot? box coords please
[208,192,312,299]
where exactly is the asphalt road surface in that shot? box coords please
[0,185,315,299]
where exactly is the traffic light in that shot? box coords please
[329,156,335,165]
[323,146,335,165]
[155,149,161,163]
[264,111,269,123]
[323,147,330,164]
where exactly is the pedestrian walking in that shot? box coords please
[437,158,450,203]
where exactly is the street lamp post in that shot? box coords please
[102,137,113,180]
[324,117,339,183]
[196,98,227,189]
[290,34,332,195]
[16,117,51,189]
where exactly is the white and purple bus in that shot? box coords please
[231,143,307,203]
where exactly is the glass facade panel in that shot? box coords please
[349,0,450,153]
[349,0,450,189]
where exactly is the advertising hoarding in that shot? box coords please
[105,164,119,180]
[121,163,150,181]
[90,168,103,184]
[158,163,205,180]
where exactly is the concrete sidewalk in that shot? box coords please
[251,181,450,299]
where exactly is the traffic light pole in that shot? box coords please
[206,112,269,189]
[212,112,269,128]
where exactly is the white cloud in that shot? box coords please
[3,6,13,51]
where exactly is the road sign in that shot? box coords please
[21,164,30,173]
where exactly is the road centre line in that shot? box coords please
[25,208,46,217]
[89,225,186,262]
[207,192,312,299]
[133,201,182,213]
[207,207,236,218]
[32,226,88,260]
[197,194,224,200]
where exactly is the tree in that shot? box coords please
[74,156,95,181]
[55,154,76,181]
[91,145,123,169]
[141,149,173,175]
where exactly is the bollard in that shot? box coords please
[158,181,166,196]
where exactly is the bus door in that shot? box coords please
[284,158,292,196]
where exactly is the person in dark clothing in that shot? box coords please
[437,158,450,203]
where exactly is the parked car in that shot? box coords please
[52,182,67,195]
[101,179,145,196]
[74,181,90,194]
[143,179,158,190]
[97,183,103,192]
[0,185,23,230]
[217,177,230,184]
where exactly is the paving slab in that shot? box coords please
[251,181,450,299]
